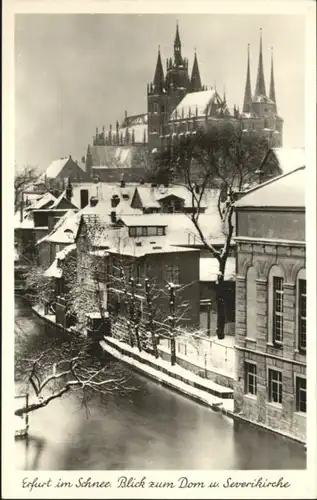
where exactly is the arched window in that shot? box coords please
[246,266,257,339]
[296,268,306,353]
[268,265,285,347]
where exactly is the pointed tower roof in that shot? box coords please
[243,44,252,113]
[153,46,164,92]
[254,29,267,97]
[174,21,181,47]
[269,47,277,113]
[190,50,202,92]
[173,21,183,66]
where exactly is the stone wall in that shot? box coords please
[237,210,305,242]
[234,238,306,442]
[159,348,234,389]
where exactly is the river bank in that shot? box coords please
[30,303,307,446]
[31,303,235,416]
[15,297,306,470]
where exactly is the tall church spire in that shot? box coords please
[243,43,252,112]
[269,47,277,113]
[190,49,202,92]
[174,21,183,66]
[153,46,164,92]
[254,29,267,97]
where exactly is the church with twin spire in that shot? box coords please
[88,24,283,178]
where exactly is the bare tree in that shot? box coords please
[24,262,56,311]
[152,123,279,339]
[14,165,39,212]
[15,325,133,418]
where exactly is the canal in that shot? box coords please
[15,296,306,470]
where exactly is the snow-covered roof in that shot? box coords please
[200,256,236,282]
[252,95,274,104]
[133,185,218,210]
[28,192,56,210]
[71,182,137,207]
[56,243,77,260]
[44,259,63,278]
[42,158,69,179]
[107,240,199,258]
[235,166,305,208]
[170,89,220,120]
[105,123,148,145]
[115,213,233,247]
[86,311,109,319]
[119,214,169,226]
[89,144,147,169]
[43,244,76,278]
[272,147,305,174]
[18,217,35,229]
[38,210,80,245]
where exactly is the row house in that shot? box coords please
[15,188,77,263]
[234,166,306,442]
[74,212,200,340]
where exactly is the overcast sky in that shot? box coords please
[15,13,306,170]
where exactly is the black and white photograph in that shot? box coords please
[2,0,316,498]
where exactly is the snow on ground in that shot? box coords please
[100,337,234,414]
[159,335,235,377]
[31,305,234,414]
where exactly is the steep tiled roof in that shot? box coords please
[235,166,305,208]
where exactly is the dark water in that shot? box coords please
[15,296,306,470]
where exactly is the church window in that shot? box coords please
[153,103,158,113]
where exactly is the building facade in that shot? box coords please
[233,166,306,442]
[85,24,283,180]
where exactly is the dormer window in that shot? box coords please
[129,226,166,237]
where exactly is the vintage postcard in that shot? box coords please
[2,0,316,498]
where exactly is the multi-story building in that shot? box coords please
[85,24,283,181]
[15,186,78,263]
[233,166,306,443]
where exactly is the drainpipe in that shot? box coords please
[20,199,24,223]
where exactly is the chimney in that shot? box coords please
[125,110,128,120]
[110,211,117,224]
[111,195,120,208]
[120,179,126,188]
[194,184,200,194]
[19,200,24,223]
[65,177,73,201]
[90,196,98,207]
